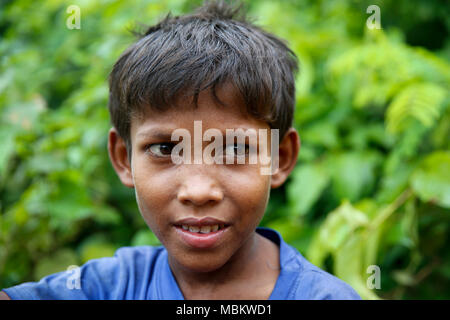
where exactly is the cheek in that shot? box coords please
[227,168,271,224]
[132,163,175,235]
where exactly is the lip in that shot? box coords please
[173,217,230,249]
[173,216,229,227]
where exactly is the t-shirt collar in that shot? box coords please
[156,226,299,300]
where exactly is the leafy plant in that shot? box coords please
[1,0,448,299]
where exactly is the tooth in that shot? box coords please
[211,224,218,232]
[189,226,200,233]
[182,225,189,230]
[200,225,211,233]
[220,224,225,230]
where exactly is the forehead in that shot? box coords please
[130,82,270,139]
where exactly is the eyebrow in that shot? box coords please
[136,126,263,140]
[136,128,175,140]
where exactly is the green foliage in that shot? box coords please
[287,163,329,217]
[386,83,447,134]
[0,0,449,299]
[252,0,449,300]
[410,151,450,208]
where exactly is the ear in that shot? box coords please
[108,127,134,188]
[270,127,301,189]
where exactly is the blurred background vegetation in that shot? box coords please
[0,0,449,299]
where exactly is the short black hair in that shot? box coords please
[108,0,299,155]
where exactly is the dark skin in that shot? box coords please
[109,83,300,300]
[0,83,300,300]
[0,291,9,300]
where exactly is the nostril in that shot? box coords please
[177,187,224,206]
[179,198,220,207]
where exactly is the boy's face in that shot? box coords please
[108,83,300,273]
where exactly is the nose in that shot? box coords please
[177,174,224,206]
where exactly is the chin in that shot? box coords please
[178,252,231,273]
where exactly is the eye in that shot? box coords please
[146,143,175,157]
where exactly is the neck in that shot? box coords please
[168,231,264,298]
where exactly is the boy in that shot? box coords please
[1,0,360,300]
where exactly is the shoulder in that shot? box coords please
[81,245,164,289]
[256,227,361,300]
[2,245,165,300]
[112,245,164,265]
[72,245,165,299]
[282,247,361,300]
[293,267,362,300]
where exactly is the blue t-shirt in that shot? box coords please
[2,227,361,300]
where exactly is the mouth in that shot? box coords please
[174,223,228,234]
[173,217,230,248]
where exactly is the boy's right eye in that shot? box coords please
[146,143,175,158]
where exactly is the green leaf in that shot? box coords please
[301,121,339,149]
[325,151,382,202]
[309,200,381,299]
[377,163,414,203]
[386,83,447,134]
[334,235,380,300]
[410,151,450,208]
[287,163,330,216]
[0,126,17,180]
[295,49,314,98]
[92,206,122,225]
[308,200,369,266]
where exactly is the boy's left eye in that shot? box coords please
[146,143,175,157]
